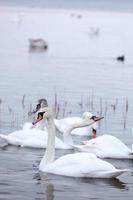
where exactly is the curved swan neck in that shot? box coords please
[39,117,55,170]
[63,119,94,145]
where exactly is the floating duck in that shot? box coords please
[116,55,125,62]
[29,38,48,50]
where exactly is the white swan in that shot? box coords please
[36,106,129,178]
[54,116,97,137]
[74,135,133,159]
[0,110,70,149]
[0,111,96,149]
[0,128,70,149]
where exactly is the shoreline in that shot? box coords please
[0,5,133,18]
[0,4,133,15]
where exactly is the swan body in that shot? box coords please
[54,117,97,136]
[42,152,128,178]
[0,129,71,149]
[75,135,133,159]
[37,107,129,178]
[0,107,71,149]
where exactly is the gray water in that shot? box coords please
[0,1,133,200]
[0,145,133,200]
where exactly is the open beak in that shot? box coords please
[90,116,104,122]
[32,112,44,125]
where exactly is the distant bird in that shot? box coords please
[29,38,48,50]
[77,14,82,19]
[116,55,125,62]
[11,13,24,24]
[70,13,82,18]
[89,27,100,37]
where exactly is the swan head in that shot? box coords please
[32,107,53,125]
[82,112,102,122]
[35,98,48,111]
[82,112,103,138]
[29,98,48,116]
[82,112,93,119]
[38,98,48,108]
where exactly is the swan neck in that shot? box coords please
[63,119,94,145]
[39,117,55,170]
[63,126,74,145]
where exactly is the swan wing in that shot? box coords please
[0,129,72,149]
[82,135,133,159]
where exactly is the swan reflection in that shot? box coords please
[33,172,128,200]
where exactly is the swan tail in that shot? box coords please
[108,169,130,178]
[83,169,130,178]
[0,134,21,146]
[105,169,130,178]
[0,134,9,142]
